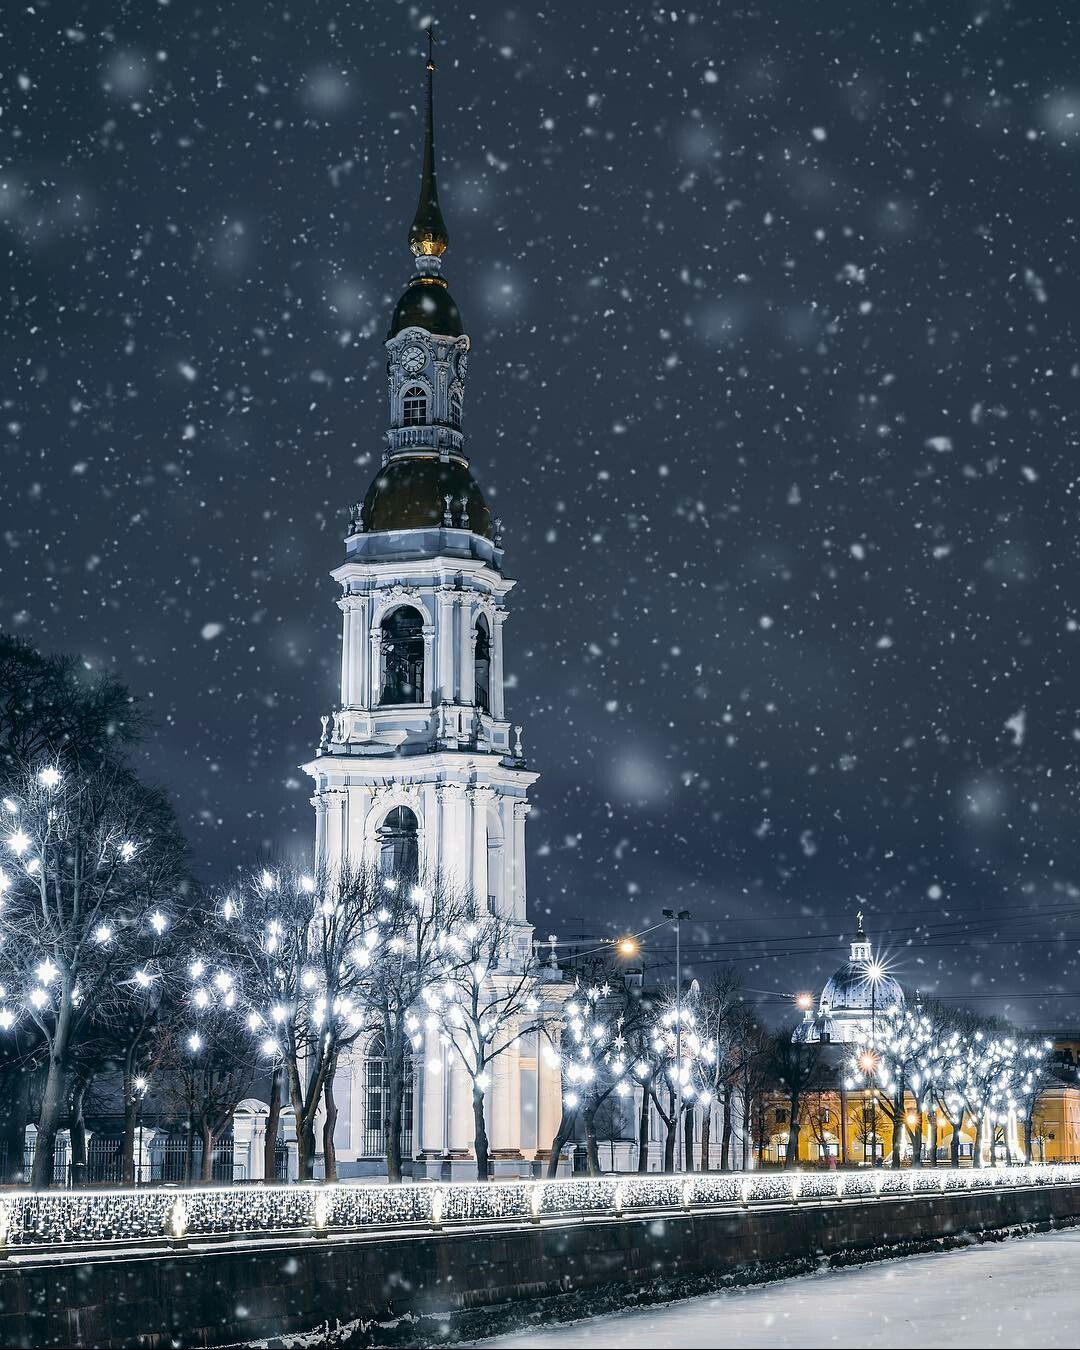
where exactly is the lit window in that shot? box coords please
[402,386,428,426]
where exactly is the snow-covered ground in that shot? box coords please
[472,1228,1080,1349]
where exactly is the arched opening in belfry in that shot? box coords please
[376,805,419,886]
[474,614,491,714]
[380,606,425,705]
[448,384,463,428]
[401,385,429,426]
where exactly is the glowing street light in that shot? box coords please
[616,935,639,959]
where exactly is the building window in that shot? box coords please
[402,385,428,426]
[361,1034,414,1160]
[380,606,425,705]
[449,385,463,428]
[474,615,491,714]
[377,806,419,886]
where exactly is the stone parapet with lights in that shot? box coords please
[0,1165,1078,1253]
[3,1168,1080,1348]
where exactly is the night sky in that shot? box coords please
[3,2,1080,1029]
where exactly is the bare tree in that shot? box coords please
[0,635,144,778]
[162,1017,255,1183]
[0,761,188,1187]
[691,969,743,1170]
[544,961,636,1177]
[768,1028,823,1169]
[350,871,470,1183]
[195,863,379,1182]
[438,908,544,1180]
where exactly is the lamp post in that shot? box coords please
[662,907,691,1172]
[862,958,886,1168]
[133,1076,149,1186]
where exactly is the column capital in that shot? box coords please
[336,594,368,613]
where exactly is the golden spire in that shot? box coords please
[408,24,449,260]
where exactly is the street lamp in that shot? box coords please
[132,1075,149,1185]
[662,908,692,1172]
[862,958,886,1167]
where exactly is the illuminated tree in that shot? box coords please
[689,969,743,1171]
[0,762,188,1187]
[192,863,377,1183]
[433,908,544,1180]
[545,962,635,1177]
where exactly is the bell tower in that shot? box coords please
[303,33,536,925]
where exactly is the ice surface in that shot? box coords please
[473,1227,1080,1349]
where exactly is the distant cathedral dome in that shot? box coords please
[792,914,905,1045]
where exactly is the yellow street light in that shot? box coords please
[616,935,639,958]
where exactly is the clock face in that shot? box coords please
[454,349,469,381]
[400,344,426,376]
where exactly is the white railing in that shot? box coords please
[1,1165,1078,1253]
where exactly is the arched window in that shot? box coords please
[473,615,491,714]
[449,385,463,429]
[377,806,419,885]
[402,385,428,427]
[361,1033,414,1160]
[380,606,425,705]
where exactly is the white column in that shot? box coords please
[349,595,370,708]
[422,625,436,705]
[338,597,353,708]
[370,628,383,707]
[460,597,476,705]
[492,610,508,720]
[511,800,529,921]
[436,588,455,703]
[418,782,440,878]
[471,786,490,908]
[449,1055,474,1153]
[324,789,347,871]
[491,1027,522,1159]
[537,1031,563,1163]
[498,796,513,918]
[346,786,373,869]
[420,1030,444,1154]
[313,794,328,873]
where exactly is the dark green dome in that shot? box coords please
[363,456,492,538]
[388,276,463,338]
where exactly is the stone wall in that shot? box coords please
[2,1181,1079,1348]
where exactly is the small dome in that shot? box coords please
[363,456,492,539]
[389,277,463,338]
[820,960,905,1016]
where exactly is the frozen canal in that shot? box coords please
[473,1227,1080,1349]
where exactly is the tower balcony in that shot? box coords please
[317,703,523,763]
[386,425,465,459]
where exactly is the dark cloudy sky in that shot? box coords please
[3,1,1080,1028]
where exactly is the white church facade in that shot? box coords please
[300,41,567,1179]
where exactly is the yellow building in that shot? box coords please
[763,923,1080,1166]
